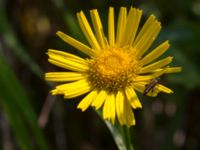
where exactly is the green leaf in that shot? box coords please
[0,54,48,150]
[0,92,34,150]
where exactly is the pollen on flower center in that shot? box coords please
[87,48,140,92]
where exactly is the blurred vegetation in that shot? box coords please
[0,0,200,149]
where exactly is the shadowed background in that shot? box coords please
[0,0,200,149]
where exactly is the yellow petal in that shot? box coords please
[132,82,146,93]
[56,31,94,56]
[166,67,182,73]
[47,50,88,72]
[103,94,116,124]
[103,96,109,120]
[122,8,142,46]
[108,7,115,47]
[90,9,106,49]
[110,94,116,124]
[77,90,98,111]
[64,87,91,99]
[133,75,155,82]
[54,79,88,92]
[134,17,161,58]
[157,84,173,94]
[45,72,85,82]
[145,86,160,97]
[139,40,170,65]
[91,90,107,110]
[51,79,91,98]
[129,9,142,45]
[116,7,127,47]
[48,49,87,65]
[134,15,156,44]
[135,69,167,82]
[125,87,142,109]
[116,90,125,125]
[140,56,173,73]
[124,98,135,126]
[133,81,173,97]
[153,67,182,74]
[77,11,100,50]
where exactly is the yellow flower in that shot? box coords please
[45,7,181,126]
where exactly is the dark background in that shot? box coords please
[0,0,200,149]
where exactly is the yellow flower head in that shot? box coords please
[45,7,181,126]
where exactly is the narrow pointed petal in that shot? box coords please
[157,84,173,94]
[77,90,98,111]
[132,82,146,93]
[77,11,101,50]
[45,72,85,82]
[140,56,173,73]
[47,50,88,72]
[108,7,115,47]
[144,84,173,97]
[116,7,127,47]
[103,94,116,124]
[51,79,91,98]
[125,87,142,109]
[122,8,142,46]
[63,86,91,99]
[139,41,170,65]
[56,31,94,56]
[153,67,182,74]
[166,67,182,73]
[124,98,136,126]
[48,49,87,64]
[103,96,109,120]
[108,94,116,124]
[91,90,107,110]
[52,79,88,93]
[116,90,126,125]
[134,16,161,58]
[133,75,153,82]
[90,9,106,49]
[48,59,87,73]
[128,9,142,45]
[134,15,156,44]
[134,69,167,82]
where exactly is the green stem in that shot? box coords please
[123,127,134,150]
[97,110,135,150]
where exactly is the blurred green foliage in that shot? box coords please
[0,0,200,150]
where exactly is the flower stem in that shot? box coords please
[123,126,134,150]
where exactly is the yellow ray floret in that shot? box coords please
[45,72,86,82]
[116,7,127,47]
[47,49,88,72]
[77,11,101,50]
[122,7,142,46]
[140,56,173,73]
[56,31,94,56]
[108,7,115,47]
[90,9,106,49]
[77,90,98,111]
[139,40,170,66]
[91,90,107,110]
[124,97,136,126]
[103,94,116,124]
[125,87,142,109]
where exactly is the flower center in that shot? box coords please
[87,48,140,92]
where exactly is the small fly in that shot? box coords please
[143,77,161,96]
